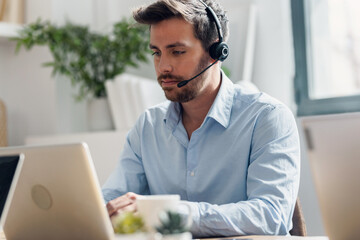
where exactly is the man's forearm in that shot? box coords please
[186,199,293,238]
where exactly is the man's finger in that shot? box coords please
[107,197,133,215]
[106,192,140,216]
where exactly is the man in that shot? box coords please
[102,0,300,237]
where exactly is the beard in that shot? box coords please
[157,54,210,103]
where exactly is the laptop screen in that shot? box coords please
[0,155,20,219]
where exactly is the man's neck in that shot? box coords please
[181,70,222,139]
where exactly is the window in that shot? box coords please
[291,0,360,116]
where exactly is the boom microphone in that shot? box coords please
[177,60,218,88]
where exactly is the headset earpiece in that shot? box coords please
[209,41,229,62]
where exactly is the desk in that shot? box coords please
[0,231,328,240]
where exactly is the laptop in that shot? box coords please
[301,112,360,240]
[0,143,115,240]
[0,154,24,231]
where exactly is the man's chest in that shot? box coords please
[140,127,251,203]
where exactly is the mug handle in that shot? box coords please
[178,201,193,230]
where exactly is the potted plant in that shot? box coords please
[12,18,150,130]
[156,211,192,240]
[112,212,149,240]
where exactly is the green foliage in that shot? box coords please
[12,18,150,101]
[156,210,189,235]
[113,212,146,234]
[221,65,231,78]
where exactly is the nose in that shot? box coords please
[157,54,173,73]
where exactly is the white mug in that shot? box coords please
[136,194,192,233]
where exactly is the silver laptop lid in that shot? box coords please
[301,112,360,240]
[0,143,114,240]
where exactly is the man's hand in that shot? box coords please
[106,192,141,217]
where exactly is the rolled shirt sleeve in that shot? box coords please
[102,114,150,203]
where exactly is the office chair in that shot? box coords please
[290,198,307,236]
[0,98,8,147]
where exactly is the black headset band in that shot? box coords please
[198,0,224,43]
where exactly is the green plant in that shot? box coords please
[13,18,150,101]
[221,65,231,78]
[156,210,189,235]
[113,212,146,234]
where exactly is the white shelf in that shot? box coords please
[0,22,22,40]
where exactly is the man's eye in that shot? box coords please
[152,51,161,56]
[173,51,186,55]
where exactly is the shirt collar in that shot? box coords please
[164,101,181,131]
[164,71,234,130]
[206,72,234,128]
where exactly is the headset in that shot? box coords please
[198,0,229,61]
[177,0,229,88]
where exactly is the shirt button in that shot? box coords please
[190,171,195,176]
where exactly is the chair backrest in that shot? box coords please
[290,198,307,236]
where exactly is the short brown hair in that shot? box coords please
[132,0,229,52]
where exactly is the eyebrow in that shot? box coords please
[149,42,187,50]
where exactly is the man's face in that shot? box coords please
[150,17,211,102]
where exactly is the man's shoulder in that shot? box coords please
[136,100,172,124]
[130,101,171,133]
[144,100,171,115]
[231,83,293,117]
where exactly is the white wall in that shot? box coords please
[0,43,56,145]
[0,0,54,146]
[0,0,325,236]
[252,0,295,110]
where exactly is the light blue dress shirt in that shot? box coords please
[102,74,300,237]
